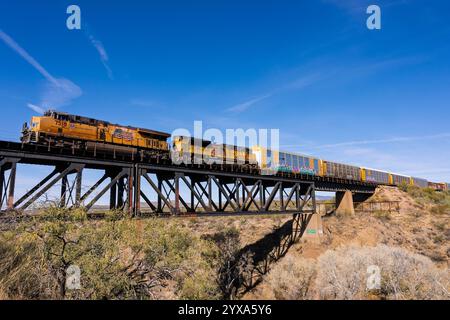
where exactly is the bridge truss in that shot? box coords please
[0,140,376,216]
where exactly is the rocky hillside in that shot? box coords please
[243,186,449,299]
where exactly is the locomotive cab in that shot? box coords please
[21,116,43,143]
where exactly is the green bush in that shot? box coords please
[402,185,450,214]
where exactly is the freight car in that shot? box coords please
[251,147,321,176]
[21,110,170,158]
[428,182,448,191]
[389,173,411,186]
[361,168,390,184]
[322,160,361,181]
[411,177,428,188]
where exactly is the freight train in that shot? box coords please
[20,111,448,191]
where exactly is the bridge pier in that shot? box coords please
[301,212,323,242]
[336,190,374,215]
[336,190,355,215]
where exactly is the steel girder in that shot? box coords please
[0,157,133,213]
[134,164,317,216]
[1,157,317,217]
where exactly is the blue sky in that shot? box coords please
[1,0,450,187]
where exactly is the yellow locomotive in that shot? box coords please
[21,110,170,155]
[171,136,258,169]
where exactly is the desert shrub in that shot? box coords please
[0,231,60,299]
[0,212,221,300]
[406,186,450,205]
[398,182,409,193]
[373,210,391,220]
[202,227,256,299]
[430,204,449,215]
[203,227,241,297]
[178,267,220,300]
[432,221,446,232]
[433,235,444,244]
[148,223,220,298]
[315,244,449,300]
[265,255,316,300]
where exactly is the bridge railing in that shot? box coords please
[317,200,401,216]
[354,201,400,213]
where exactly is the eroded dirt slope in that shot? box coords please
[243,186,449,299]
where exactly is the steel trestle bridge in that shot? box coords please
[0,140,376,216]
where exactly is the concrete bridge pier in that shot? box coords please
[302,213,323,243]
[336,190,373,215]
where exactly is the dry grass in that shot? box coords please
[265,256,316,300]
[315,244,449,300]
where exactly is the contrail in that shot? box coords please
[282,133,450,149]
[0,29,59,86]
[0,29,82,111]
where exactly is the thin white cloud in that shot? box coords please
[227,93,273,113]
[39,78,82,109]
[224,53,420,116]
[88,34,113,80]
[408,168,450,176]
[226,64,336,113]
[226,70,330,114]
[0,29,82,112]
[282,133,450,150]
[286,72,327,90]
[313,133,450,149]
[27,103,45,114]
[130,99,156,107]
